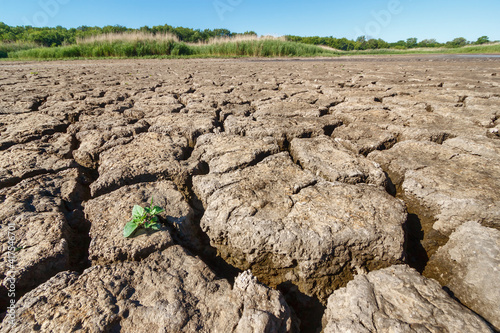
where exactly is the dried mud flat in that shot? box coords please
[0,55,499,332]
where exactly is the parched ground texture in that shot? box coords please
[1,55,499,332]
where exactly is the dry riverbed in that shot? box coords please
[0,55,499,332]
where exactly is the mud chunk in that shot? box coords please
[194,153,406,302]
[2,246,297,332]
[85,181,197,265]
[0,134,76,188]
[0,113,67,150]
[189,133,280,174]
[71,118,149,169]
[290,136,387,187]
[425,222,500,330]
[0,169,86,310]
[225,115,341,149]
[147,113,217,147]
[322,265,493,333]
[370,141,500,246]
[254,100,326,118]
[90,132,189,197]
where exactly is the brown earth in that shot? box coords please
[1,55,499,332]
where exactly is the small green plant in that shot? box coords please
[123,198,164,238]
[30,71,39,75]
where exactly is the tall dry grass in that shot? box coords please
[77,31,179,44]
[201,35,286,45]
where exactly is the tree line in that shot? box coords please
[0,22,257,47]
[0,22,493,50]
[285,35,493,51]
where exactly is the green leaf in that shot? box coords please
[132,205,145,218]
[150,216,158,223]
[123,220,139,238]
[151,206,164,215]
[144,206,152,214]
[149,223,161,231]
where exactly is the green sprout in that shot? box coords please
[123,198,164,238]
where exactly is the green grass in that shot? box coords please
[0,42,40,58]
[7,39,338,60]
[442,43,500,54]
[4,39,500,60]
[193,40,338,57]
[8,40,185,59]
[323,43,500,56]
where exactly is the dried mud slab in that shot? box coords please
[90,132,189,197]
[329,107,401,155]
[85,180,197,265]
[443,136,500,160]
[0,93,48,115]
[189,133,280,174]
[0,169,87,310]
[1,246,297,333]
[290,135,387,187]
[134,94,184,115]
[219,103,253,121]
[0,134,76,188]
[146,112,217,147]
[331,92,490,150]
[393,111,483,143]
[70,118,150,169]
[424,222,500,330]
[0,113,67,150]
[225,114,342,149]
[369,141,500,254]
[253,100,327,118]
[322,265,494,333]
[332,123,398,155]
[194,153,406,302]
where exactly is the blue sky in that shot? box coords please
[1,0,498,42]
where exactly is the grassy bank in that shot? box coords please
[4,33,500,60]
[338,43,500,55]
[195,38,336,57]
[8,36,338,59]
[0,41,40,58]
[8,40,188,59]
[444,43,500,53]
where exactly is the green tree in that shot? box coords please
[213,28,232,38]
[336,38,355,51]
[355,36,367,50]
[418,38,440,48]
[139,26,151,34]
[356,36,366,43]
[475,36,489,44]
[447,37,468,48]
[406,37,418,48]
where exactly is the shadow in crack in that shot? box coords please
[171,166,243,285]
[404,213,429,273]
[384,171,397,197]
[277,281,326,333]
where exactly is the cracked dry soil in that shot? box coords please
[1,55,499,332]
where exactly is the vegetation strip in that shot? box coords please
[1,22,499,59]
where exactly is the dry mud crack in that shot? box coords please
[1,56,499,332]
